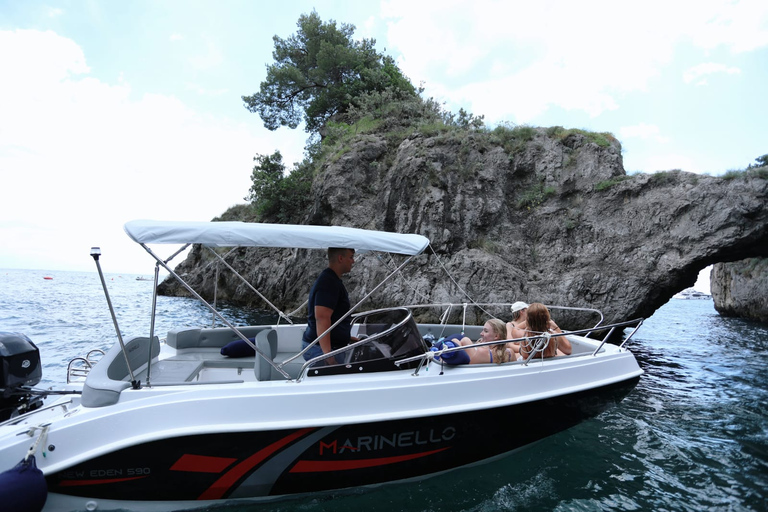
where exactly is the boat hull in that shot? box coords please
[45,376,638,507]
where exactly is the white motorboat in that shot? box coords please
[672,287,712,300]
[0,220,644,512]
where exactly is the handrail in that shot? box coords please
[86,349,105,364]
[394,317,644,367]
[401,303,605,333]
[67,349,105,383]
[295,307,413,382]
[596,318,644,355]
[0,399,76,428]
[67,357,92,383]
[278,255,418,372]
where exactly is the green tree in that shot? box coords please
[245,151,285,206]
[242,10,415,136]
[747,154,768,169]
[246,150,313,223]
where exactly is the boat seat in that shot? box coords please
[270,334,305,380]
[161,329,280,381]
[81,335,160,408]
[252,329,278,381]
[272,353,304,380]
[167,325,272,350]
[137,360,205,384]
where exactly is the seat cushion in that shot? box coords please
[220,338,256,358]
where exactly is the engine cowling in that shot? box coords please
[0,332,43,420]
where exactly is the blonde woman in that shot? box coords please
[454,319,517,364]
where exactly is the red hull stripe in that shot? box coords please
[290,447,449,472]
[57,476,145,487]
[170,454,237,473]
[197,428,314,500]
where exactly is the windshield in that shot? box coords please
[307,307,429,376]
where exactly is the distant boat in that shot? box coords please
[673,287,711,300]
[43,276,53,280]
[135,276,153,281]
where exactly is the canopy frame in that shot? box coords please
[124,220,429,255]
[121,220,431,384]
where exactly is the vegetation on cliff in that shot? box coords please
[181,11,768,325]
[723,154,768,180]
[233,11,631,226]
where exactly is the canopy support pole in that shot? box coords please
[90,247,140,390]
[283,254,418,372]
[136,243,290,379]
[206,247,294,325]
[146,263,160,386]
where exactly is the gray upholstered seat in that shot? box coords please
[82,336,160,408]
[167,326,271,350]
[253,329,277,381]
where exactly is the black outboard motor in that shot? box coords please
[0,332,44,421]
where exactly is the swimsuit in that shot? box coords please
[488,348,512,363]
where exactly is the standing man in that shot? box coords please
[302,247,356,365]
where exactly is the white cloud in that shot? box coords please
[686,0,768,53]
[380,0,767,122]
[46,7,64,18]
[169,33,184,42]
[358,16,378,40]
[185,82,230,96]
[188,36,223,70]
[619,123,670,143]
[0,29,90,88]
[451,60,621,123]
[381,0,678,121]
[683,62,741,84]
[645,154,702,174]
[0,29,299,273]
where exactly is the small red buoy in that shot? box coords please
[43,276,53,280]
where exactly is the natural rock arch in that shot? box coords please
[160,129,768,329]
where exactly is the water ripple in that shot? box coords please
[1,270,766,511]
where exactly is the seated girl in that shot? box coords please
[444,319,520,364]
[519,303,571,359]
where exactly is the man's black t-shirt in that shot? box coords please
[302,267,351,350]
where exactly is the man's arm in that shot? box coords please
[315,305,335,362]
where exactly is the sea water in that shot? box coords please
[1,269,766,511]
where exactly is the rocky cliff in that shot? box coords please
[711,259,768,323]
[159,126,768,329]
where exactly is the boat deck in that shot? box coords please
[79,320,612,410]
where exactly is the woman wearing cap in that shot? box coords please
[506,301,529,340]
[519,303,572,358]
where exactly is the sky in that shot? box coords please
[1,0,766,280]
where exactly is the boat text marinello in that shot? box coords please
[0,220,643,512]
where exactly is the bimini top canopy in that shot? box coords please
[124,220,430,256]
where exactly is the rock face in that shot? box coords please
[159,128,768,329]
[711,259,768,323]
